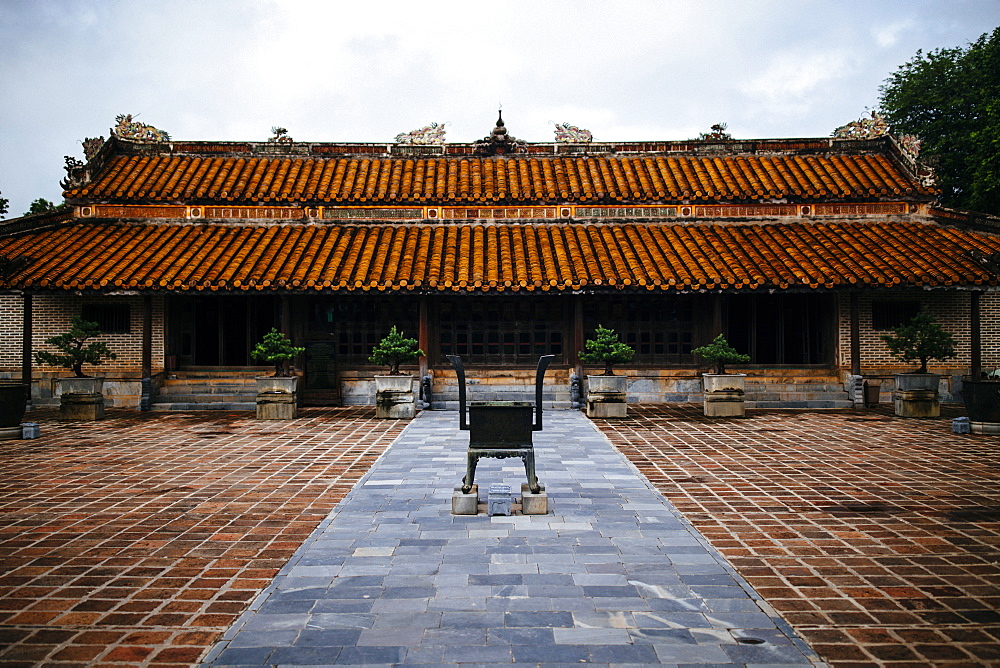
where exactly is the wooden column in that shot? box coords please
[22,293,32,409]
[850,292,861,376]
[573,295,584,378]
[141,295,153,378]
[418,296,429,378]
[280,295,291,335]
[140,295,153,411]
[712,294,724,337]
[970,291,982,379]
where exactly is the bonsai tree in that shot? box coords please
[251,328,305,377]
[34,316,117,378]
[881,312,956,374]
[579,325,634,376]
[369,326,424,375]
[691,334,750,374]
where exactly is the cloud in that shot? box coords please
[1,0,999,216]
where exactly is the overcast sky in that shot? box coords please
[1,0,997,218]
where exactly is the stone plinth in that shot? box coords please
[256,392,297,419]
[521,483,548,515]
[894,390,939,418]
[375,376,416,419]
[60,393,104,420]
[452,484,479,515]
[586,375,627,418]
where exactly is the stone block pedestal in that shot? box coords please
[894,390,939,418]
[452,484,479,515]
[521,483,548,515]
[60,393,104,420]
[256,393,297,419]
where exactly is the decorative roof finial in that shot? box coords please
[475,109,524,156]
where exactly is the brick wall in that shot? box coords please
[836,290,1000,371]
[0,294,165,378]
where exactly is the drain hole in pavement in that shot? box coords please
[736,637,766,645]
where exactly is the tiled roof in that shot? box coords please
[1,220,996,293]
[65,152,933,205]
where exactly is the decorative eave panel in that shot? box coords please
[73,202,921,222]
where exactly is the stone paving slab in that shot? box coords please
[205,411,820,666]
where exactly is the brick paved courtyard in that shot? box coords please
[598,405,1000,666]
[0,408,403,666]
[0,404,998,666]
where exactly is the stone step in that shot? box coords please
[744,389,847,401]
[158,385,257,396]
[150,402,255,411]
[746,399,855,409]
[745,382,846,392]
[154,393,258,403]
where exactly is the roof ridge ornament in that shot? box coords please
[395,122,447,145]
[268,127,293,143]
[553,122,593,143]
[474,110,525,156]
[112,114,170,142]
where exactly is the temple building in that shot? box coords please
[1,114,998,410]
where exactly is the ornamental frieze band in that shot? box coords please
[80,202,918,222]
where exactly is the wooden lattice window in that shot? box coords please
[309,298,419,363]
[81,303,131,334]
[585,297,694,365]
[872,300,921,331]
[438,298,565,365]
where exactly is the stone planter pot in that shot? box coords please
[893,373,940,418]
[962,378,1000,432]
[375,375,416,419]
[0,383,29,428]
[256,376,298,420]
[0,383,29,439]
[702,373,746,417]
[57,377,104,420]
[586,375,627,418]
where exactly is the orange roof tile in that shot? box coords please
[66,151,933,206]
[1,220,996,293]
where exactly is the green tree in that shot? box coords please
[578,325,634,376]
[369,326,423,375]
[691,334,750,375]
[0,190,8,219]
[250,328,305,377]
[25,198,59,216]
[34,316,117,378]
[880,313,957,374]
[879,27,1000,214]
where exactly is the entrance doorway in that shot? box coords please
[726,294,834,365]
[168,296,276,367]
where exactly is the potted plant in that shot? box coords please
[369,326,424,418]
[881,313,956,418]
[579,325,634,418]
[34,316,116,420]
[250,328,305,419]
[692,334,751,417]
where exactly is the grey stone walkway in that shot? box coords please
[203,411,820,666]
